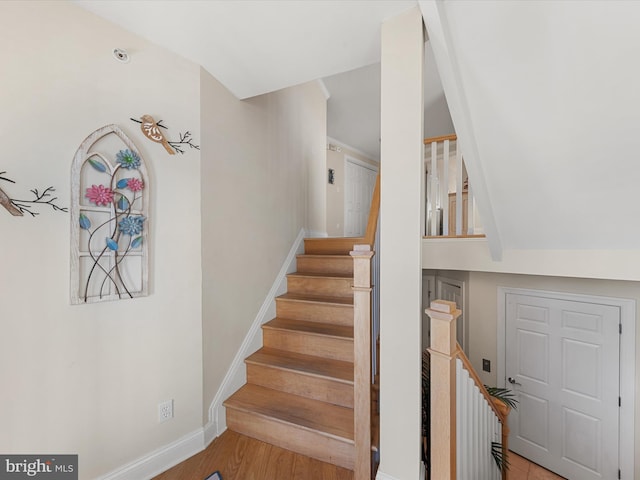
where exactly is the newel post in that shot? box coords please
[351,244,374,480]
[426,300,461,480]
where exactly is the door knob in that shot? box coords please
[508,377,522,386]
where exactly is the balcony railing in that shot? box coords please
[423,135,482,237]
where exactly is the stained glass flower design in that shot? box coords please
[118,215,145,236]
[85,184,114,206]
[116,149,141,170]
[126,178,144,192]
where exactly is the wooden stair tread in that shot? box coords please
[277,292,354,306]
[297,254,352,259]
[224,384,354,443]
[264,318,353,339]
[288,271,353,280]
[246,347,354,383]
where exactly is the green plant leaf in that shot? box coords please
[485,386,519,410]
[491,441,510,472]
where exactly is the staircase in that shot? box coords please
[223,250,359,470]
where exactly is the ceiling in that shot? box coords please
[73,0,416,100]
[74,0,452,161]
[422,0,640,250]
[323,41,454,160]
[75,0,640,252]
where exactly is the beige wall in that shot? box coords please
[0,2,203,478]
[200,74,326,425]
[326,142,378,237]
[463,271,640,478]
[379,7,424,480]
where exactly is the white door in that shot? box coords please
[506,293,620,480]
[344,159,377,236]
[437,278,465,350]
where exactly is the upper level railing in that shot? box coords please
[423,135,483,238]
[425,300,510,480]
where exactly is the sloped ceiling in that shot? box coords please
[74,0,640,251]
[74,0,416,99]
[318,40,453,161]
[423,0,640,251]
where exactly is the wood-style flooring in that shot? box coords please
[509,452,567,480]
[152,430,354,480]
[152,430,563,480]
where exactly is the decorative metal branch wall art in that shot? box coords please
[130,115,199,155]
[0,171,67,217]
[70,125,149,304]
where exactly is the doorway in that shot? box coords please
[497,288,635,480]
[344,156,377,236]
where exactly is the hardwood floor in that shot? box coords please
[152,430,354,480]
[509,452,567,480]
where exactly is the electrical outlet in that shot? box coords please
[482,359,491,372]
[158,399,173,423]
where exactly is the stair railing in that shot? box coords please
[351,173,380,480]
[426,300,510,480]
[423,134,479,237]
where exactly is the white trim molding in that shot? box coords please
[327,136,379,163]
[345,154,379,173]
[375,471,405,480]
[497,287,635,479]
[316,78,331,100]
[96,428,204,480]
[207,228,307,435]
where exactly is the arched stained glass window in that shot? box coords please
[70,125,149,304]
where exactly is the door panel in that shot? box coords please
[506,293,620,480]
[344,160,376,237]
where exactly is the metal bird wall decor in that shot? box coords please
[130,115,199,155]
[0,171,67,217]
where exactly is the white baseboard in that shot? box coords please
[376,468,424,480]
[203,420,218,447]
[96,428,204,480]
[207,228,307,435]
[376,471,401,480]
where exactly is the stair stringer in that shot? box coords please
[207,228,306,443]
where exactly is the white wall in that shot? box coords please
[424,40,454,139]
[463,272,640,479]
[0,2,202,479]
[424,1,640,251]
[378,6,424,480]
[200,74,327,427]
